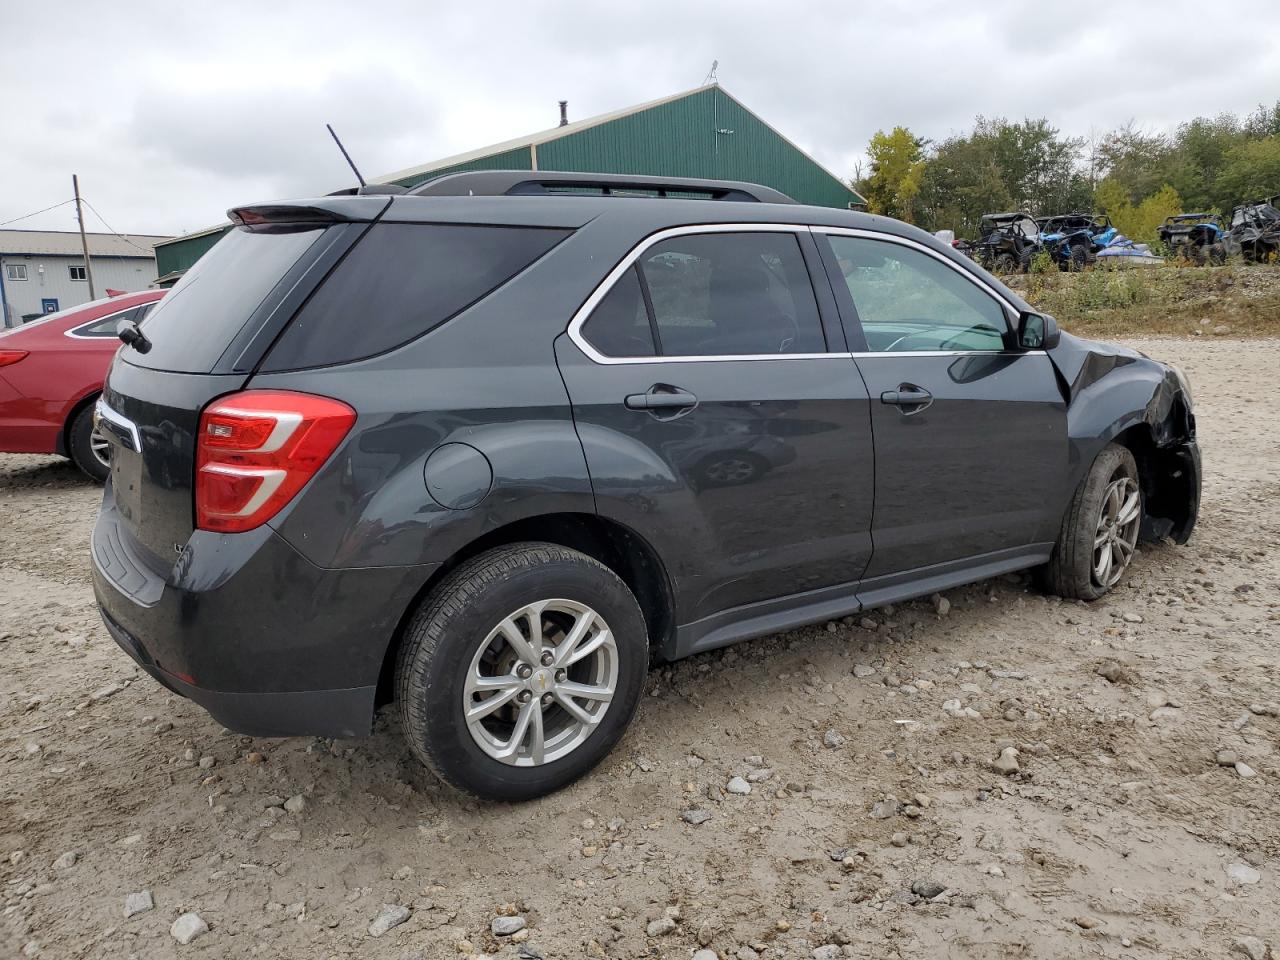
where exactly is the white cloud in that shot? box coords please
[3,0,1277,236]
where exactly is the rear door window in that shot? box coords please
[262,223,570,371]
[579,266,656,357]
[637,232,824,357]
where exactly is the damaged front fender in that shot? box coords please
[1049,332,1200,544]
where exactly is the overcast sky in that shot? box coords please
[5,0,1278,239]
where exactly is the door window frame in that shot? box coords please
[568,223,847,364]
[814,228,1025,356]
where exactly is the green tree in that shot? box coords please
[1216,137,1280,202]
[861,127,927,222]
[1095,123,1172,203]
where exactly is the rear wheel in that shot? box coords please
[1069,243,1090,271]
[1043,444,1141,600]
[67,403,109,483]
[993,252,1018,274]
[396,543,648,800]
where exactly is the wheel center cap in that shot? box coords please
[529,668,555,694]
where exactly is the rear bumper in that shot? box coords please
[99,609,376,737]
[92,486,438,738]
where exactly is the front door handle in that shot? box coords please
[625,387,698,411]
[880,384,933,412]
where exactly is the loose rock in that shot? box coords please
[1231,936,1268,960]
[726,776,751,795]
[682,809,712,825]
[646,917,677,937]
[123,890,153,918]
[993,746,1020,775]
[1226,863,1261,885]
[492,916,526,936]
[52,851,77,870]
[171,912,209,945]
[870,797,900,819]
[911,879,946,899]
[369,904,411,937]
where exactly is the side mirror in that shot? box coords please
[1017,312,1059,350]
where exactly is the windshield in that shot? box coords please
[128,225,323,372]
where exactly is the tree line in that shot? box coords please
[853,103,1280,245]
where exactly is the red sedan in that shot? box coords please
[0,290,166,480]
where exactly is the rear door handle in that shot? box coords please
[880,384,933,412]
[625,388,698,411]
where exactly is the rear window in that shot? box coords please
[131,226,324,372]
[261,223,570,371]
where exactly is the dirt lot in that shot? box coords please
[2,337,1277,960]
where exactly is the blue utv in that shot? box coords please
[1037,214,1117,271]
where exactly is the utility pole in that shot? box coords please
[72,175,96,299]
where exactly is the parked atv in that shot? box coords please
[1225,200,1280,263]
[1038,214,1116,271]
[972,212,1042,273]
[1158,213,1227,264]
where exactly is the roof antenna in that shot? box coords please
[702,60,719,85]
[326,123,366,188]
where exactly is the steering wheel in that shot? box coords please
[937,324,1003,350]
[884,324,1000,352]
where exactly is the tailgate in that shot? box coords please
[98,358,248,565]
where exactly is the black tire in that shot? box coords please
[993,252,1018,274]
[1042,443,1141,601]
[395,542,648,800]
[67,403,109,483]
[1208,242,1227,266]
[1069,243,1090,272]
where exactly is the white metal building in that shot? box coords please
[0,229,170,327]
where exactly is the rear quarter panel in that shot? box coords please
[250,226,605,570]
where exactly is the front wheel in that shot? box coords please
[1042,444,1142,600]
[395,543,648,800]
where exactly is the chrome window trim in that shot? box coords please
[566,222,1032,365]
[567,223,831,366]
[63,303,148,341]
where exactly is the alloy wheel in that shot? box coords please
[1092,475,1140,589]
[89,427,111,469]
[463,599,618,766]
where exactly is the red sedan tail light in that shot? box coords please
[0,350,29,368]
[195,390,355,533]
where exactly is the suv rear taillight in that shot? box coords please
[0,350,29,368]
[195,390,355,533]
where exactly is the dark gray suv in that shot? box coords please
[92,172,1200,799]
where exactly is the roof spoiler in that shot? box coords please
[408,170,795,204]
[227,196,393,226]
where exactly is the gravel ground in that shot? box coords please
[2,338,1277,960]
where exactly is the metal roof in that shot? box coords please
[377,87,704,184]
[376,84,862,203]
[0,229,170,258]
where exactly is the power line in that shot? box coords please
[80,197,156,253]
[0,198,75,228]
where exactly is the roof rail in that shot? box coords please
[407,170,795,204]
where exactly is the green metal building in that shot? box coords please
[154,84,864,283]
